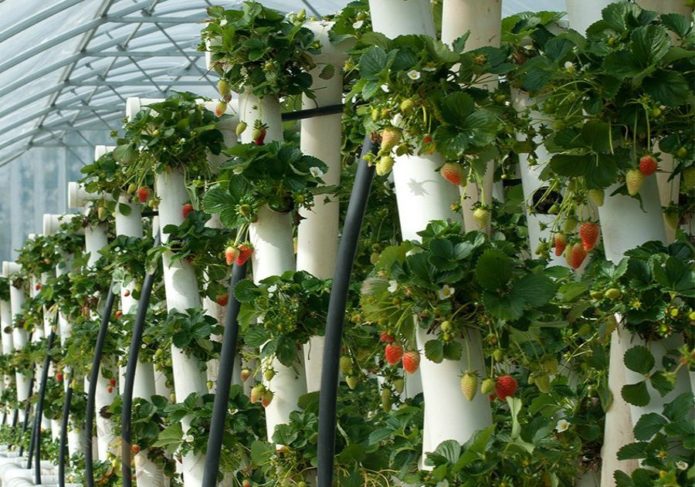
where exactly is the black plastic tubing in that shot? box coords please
[58,382,73,487]
[84,285,116,487]
[201,262,247,487]
[317,137,377,487]
[33,332,56,483]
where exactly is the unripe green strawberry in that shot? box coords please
[563,216,577,233]
[214,100,227,117]
[380,127,401,153]
[376,155,394,176]
[240,368,251,382]
[339,356,352,374]
[460,373,478,401]
[534,373,551,393]
[346,375,359,389]
[217,79,231,99]
[393,378,405,394]
[492,349,504,362]
[473,207,490,227]
[588,189,604,207]
[380,388,392,411]
[127,183,137,194]
[250,384,264,404]
[625,169,644,196]
[263,368,275,381]
[480,378,495,395]
[261,389,273,408]
[604,288,621,300]
[683,167,695,190]
[236,121,248,136]
[400,98,415,113]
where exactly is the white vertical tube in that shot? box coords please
[565,0,613,34]
[297,20,348,392]
[155,167,207,486]
[6,262,30,423]
[441,0,502,233]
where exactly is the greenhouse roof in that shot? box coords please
[0,0,562,169]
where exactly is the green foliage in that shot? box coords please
[114,92,224,181]
[201,1,319,98]
[154,308,222,366]
[237,271,331,368]
[204,141,328,228]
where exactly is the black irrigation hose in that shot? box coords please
[120,232,160,487]
[202,262,248,487]
[281,103,344,122]
[318,136,377,487]
[11,407,18,428]
[58,382,73,487]
[19,371,35,457]
[33,332,56,484]
[84,285,116,487]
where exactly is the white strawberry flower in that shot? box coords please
[564,61,575,73]
[437,285,454,300]
[352,20,364,29]
[407,70,421,80]
[387,280,398,293]
[267,284,278,296]
[676,461,688,471]
[310,166,324,178]
[183,434,194,443]
[555,419,570,433]
[380,84,390,93]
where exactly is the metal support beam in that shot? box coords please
[84,50,200,58]
[0,0,83,43]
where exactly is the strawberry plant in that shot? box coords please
[113,92,225,182]
[203,141,328,228]
[152,308,223,367]
[518,3,695,201]
[200,2,320,100]
[236,271,331,369]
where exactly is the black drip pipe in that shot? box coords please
[18,371,35,457]
[58,382,73,487]
[281,103,344,122]
[32,332,56,483]
[84,285,116,487]
[317,137,377,487]
[11,408,18,428]
[201,262,248,487]
[120,232,160,487]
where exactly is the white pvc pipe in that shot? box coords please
[5,263,30,423]
[155,168,207,486]
[297,21,346,393]
[368,0,435,38]
[238,92,283,145]
[441,0,501,234]
[565,0,613,34]
[512,90,568,267]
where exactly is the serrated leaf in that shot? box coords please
[630,25,670,64]
[643,70,689,107]
[424,339,444,363]
[475,248,512,291]
[438,92,475,126]
[663,392,694,421]
[623,345,654,375]
[512,273,556,307]
[633,412,666,440]
[621,381,650,407]
[318,64,335,80]
[358,46,388,79]
[617,441,649,460]
[649,370,674,397]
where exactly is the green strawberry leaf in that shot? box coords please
[621,381,650,407]
[633,412,667,440]
[475,248,512,291]
[617,441,649,460]
[623,345,654,375]
[424,339,444,363]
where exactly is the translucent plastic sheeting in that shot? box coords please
[0,0,562,260]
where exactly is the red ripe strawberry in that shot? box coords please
[566,243,587,270]
[136,187,150,203]
[379,331,395,343]
[123,289,131,297]
[182,203,194,219]
[114,310,123,319]
[215,294,229,307]
[55,372,63,383]
[495,374,518,400]
[109,378,117,387]
[639,155,658,176]
[579,222,600,251]
[107,386,114,394]
[423,134,433,145]
[384,343,404,365]
[235,244,253,266]
[224,246,237,266]
[35,283,42,291]
[553,233,567,257]
[131,444,141,454]
[440,163,464,186]
[402,351,420,374]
